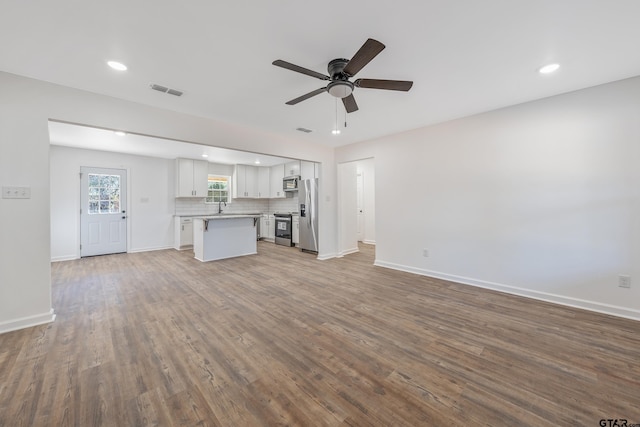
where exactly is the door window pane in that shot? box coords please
[88,173,121,214]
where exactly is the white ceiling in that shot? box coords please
[3,1,640,150]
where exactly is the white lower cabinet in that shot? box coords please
[260,215,267,239]
[174,217,193,250]
[260,215,275,241]
[292,215,299,245]
[267,215,275,240]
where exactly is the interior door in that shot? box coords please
[356,171,364,242]
[80,167,127,257]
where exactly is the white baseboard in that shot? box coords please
[128,245,174,254]
[374,259,640,322]
[51,254,78,262]
[362,240,376,245]
[0,309,56,335]
[52,245,174,262]
[339,247,360,257]
[317,252,338,261]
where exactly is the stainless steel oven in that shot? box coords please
[274,213,293,246]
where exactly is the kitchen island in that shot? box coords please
[192,215,260,262]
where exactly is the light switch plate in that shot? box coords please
[2,186,31,199]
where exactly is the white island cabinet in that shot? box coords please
[192,215,260,262]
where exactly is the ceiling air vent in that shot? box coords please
[150,83,183,97]
[167,88,183,97]
[296,127,312,133]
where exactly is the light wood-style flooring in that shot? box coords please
[1,242,639,426]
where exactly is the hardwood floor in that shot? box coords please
[1,242,639,426]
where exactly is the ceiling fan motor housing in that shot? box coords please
[327,58,353,98]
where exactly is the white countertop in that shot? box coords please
[175,213,262,218]
[192,214,261,220]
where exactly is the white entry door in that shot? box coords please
[80,167,127,257]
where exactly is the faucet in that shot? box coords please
[218,201,227,214]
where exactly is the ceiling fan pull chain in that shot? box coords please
[335,98,340,134]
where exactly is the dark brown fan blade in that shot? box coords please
[354,79,413,91]
[343,38,385,77]
[285,87,327,105]
[273,60,330,81]
[342,93,359,113]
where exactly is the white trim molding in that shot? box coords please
[317,252,339,261]
[128,245,174,254]
[339,247,360,257]
[51,254,78,262]
[374,260,640,322]
[0,309,56,334]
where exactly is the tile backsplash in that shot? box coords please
[175,196,298,216]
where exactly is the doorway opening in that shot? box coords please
[338,158,375,257]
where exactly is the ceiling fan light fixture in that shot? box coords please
[327,81,354,98]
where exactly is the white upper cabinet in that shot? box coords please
[176,158,209,197]
[300,160,318,181]
[258,167,270,198]
[233,164,253,198]
[284,160,300,177]
[244,165,258,198]
[234,164,270,198]
[270,164,285,198]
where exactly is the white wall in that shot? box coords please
[0,76,53,332]
[337,76,640,320]
[0,71,338,334]
[50,146,175,261]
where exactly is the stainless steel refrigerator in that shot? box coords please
[299,178,318,253]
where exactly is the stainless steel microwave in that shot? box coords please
[283,175,300,192]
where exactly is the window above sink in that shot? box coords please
[205,175,230,204]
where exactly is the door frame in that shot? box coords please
[79,166,131,257]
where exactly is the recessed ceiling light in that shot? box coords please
[332,129,341,135]
[114,131,126,137]
[254,159,261,164]
[201,154,209,158]
[107,61,128,71]
[539,63,560,74]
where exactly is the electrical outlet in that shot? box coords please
[422,249,429,257]
[618,275,631,288]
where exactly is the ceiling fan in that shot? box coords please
[272,38,413,113]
